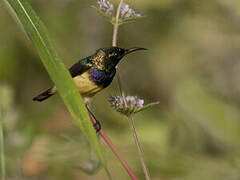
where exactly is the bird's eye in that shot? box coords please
[117,48,123,54]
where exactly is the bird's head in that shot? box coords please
[93,47,147,71]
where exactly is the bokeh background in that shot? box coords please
[1,0,240,179]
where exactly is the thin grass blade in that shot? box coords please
[2,0,110,177]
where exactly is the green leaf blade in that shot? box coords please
[134,102,159,114]
[3,0,109,176]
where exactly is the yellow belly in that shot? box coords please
[73,71,102,97]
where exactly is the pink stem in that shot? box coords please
[88,112,138,180]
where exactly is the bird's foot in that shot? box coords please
[85,104,101,133]
[93,119,101,133]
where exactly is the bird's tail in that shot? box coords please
[33,87,56,102]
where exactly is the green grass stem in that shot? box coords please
[2,0,109,177]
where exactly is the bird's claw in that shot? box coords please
[93,119,101,133]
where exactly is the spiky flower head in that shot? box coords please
[120,2,141,19]
[94,0,143,25]
[109,96,158,117]
[97,0,114,17]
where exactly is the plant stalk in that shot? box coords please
[112,0,123,47]
[0,110,6,180]
[128,116,151,180]
[112,1,151,179]
[112,0,128,106]
[87,109,138,180]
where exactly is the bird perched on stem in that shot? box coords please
[33,47,146,103]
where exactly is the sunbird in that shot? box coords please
[33,47,146,103]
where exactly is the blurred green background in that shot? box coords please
[1,0,240,179]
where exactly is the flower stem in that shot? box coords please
[112,0,123,47]
[112,1,151,179]
[86,108,138,180]
[116,68,127,105]
[128,116,151,180]
[112,0,128,106]
[0,110,6,180]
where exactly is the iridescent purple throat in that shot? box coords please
[91,68,105,84]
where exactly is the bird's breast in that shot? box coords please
[73,71,102,97]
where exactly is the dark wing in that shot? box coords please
[69,57,93,78]
[33,57,92,102]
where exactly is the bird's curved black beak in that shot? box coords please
[124,47,147,56]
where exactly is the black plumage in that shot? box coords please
[33,47,146,102]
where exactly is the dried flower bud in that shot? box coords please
[94,0,142,25]
[109,96,145,116]
[125,96,144,108]
[97,0,114,17]
[120,2,141,19]
[109,96,125,109]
